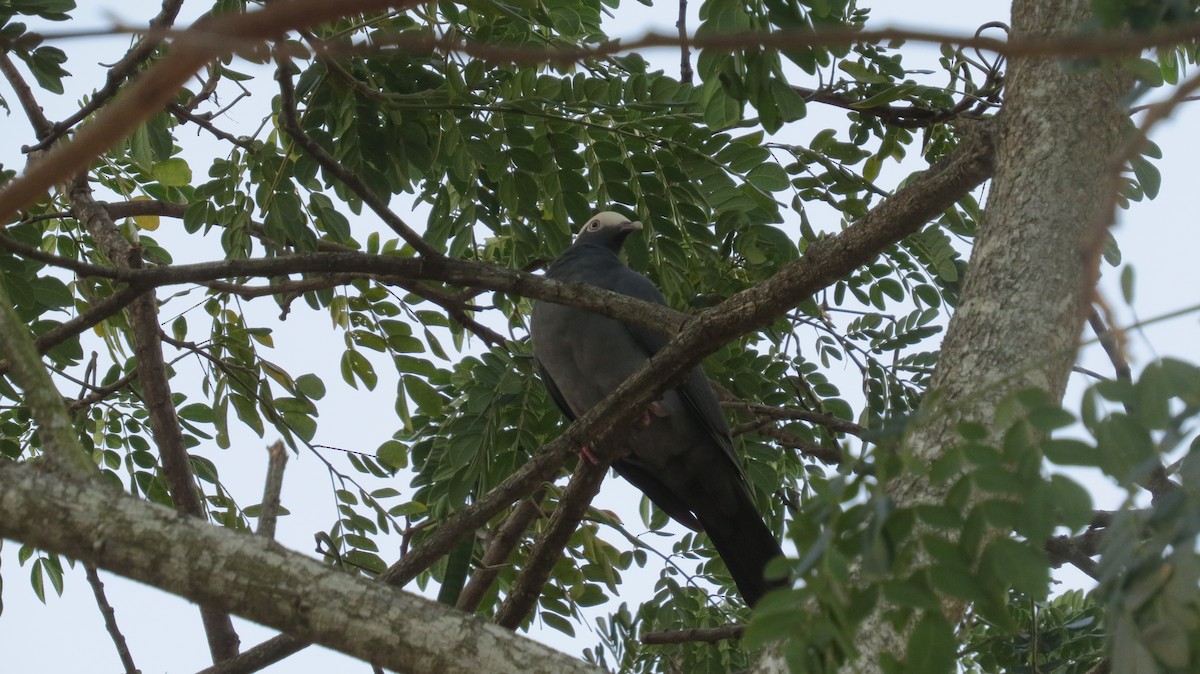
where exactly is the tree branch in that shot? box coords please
[0,0,426,224]
[721,400,867,437]
[0,460,604,674]
[494,461,608,629]
[68,175,243,663]
[642,623,745,645]
[676,0,692,84]
[256,440,288,539]
[457,490,547,613]
[84,565,139,674]
[276,54,437,257]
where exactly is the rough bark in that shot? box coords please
[755,2,1132,671]
[0,461,602,674]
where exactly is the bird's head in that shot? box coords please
[573,211,643,253]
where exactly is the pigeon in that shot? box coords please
[530,211,785,607]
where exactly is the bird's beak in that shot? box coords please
[622,220,644,232]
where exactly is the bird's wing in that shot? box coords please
[534,354,577,421]
[607,268,746,479]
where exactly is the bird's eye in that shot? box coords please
[588,220,600,230]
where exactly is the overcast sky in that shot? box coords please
[2,1,1197,672]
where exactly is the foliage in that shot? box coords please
[0,0,1198,672]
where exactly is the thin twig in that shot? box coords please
[167,102,257,148]
[68,368,141,412]
[721,399,867,437]
[754,425,842,464]
[84,565,139,674]
[1087,307,1131,384]
[676,0,692,84]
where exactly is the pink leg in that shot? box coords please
[579,445,600,465]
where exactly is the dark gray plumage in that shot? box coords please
[530,211,784,606]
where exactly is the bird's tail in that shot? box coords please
[696,489,785,607]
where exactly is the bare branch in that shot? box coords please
[753,425,841,464]
[256,441,289,540]
[721,400,867,437]
[68,175,243,662]
[676,0,692,84]
[0,53,54,137]
[1044,529,1103,581]
[167,102,257,149]
[67,368,140,413]
[84,565,139,674]
[1087,306,1131,384]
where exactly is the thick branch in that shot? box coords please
[0,461,602,674]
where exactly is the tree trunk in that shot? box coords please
[757,1,1132,670]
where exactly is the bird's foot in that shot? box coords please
[636,401,669,428]
[578,445,600,465]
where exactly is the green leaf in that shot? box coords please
[403,375,443,415]
[341,350,378,390]
[295,373,326,400]
[983,537,1049,598]
[1131,155,1161,199]
[702,80,741,129]
[540,610,576,636]
[20,46,70,94]
[745,163,789,192]
[152,158,192,187]
[905,612,955,673]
